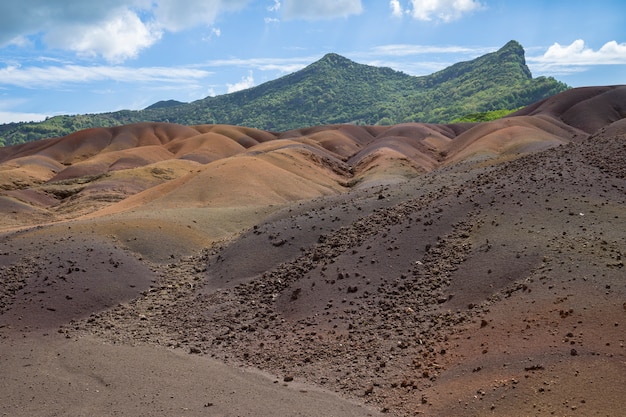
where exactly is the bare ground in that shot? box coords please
[1,86,625,416]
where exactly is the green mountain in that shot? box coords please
[144,99,186,110]
[0,40,568,146]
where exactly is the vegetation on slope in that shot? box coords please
[450,108,522,123]
[0,40,568,146]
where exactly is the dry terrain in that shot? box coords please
[1,85,625,416]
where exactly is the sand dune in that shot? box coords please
[100,152,345,212]
[164,131,247,163]
[511,85,626,133]
[444,116,573,164]
[1,85,626,416]
[2,86,623,224]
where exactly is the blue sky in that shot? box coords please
[0,0,624,124]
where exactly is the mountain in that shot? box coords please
[0,40,568,146]
[144,99,185,110]
[177,41,561,129]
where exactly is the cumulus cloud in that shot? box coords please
[226,71,255,93]
[531,39,626,66]
[527,39,626,75]
[0,0,250,62]
[407,0,483,22]
[0,64,212,89]
[282,0,362,20]
[44,9,162,63]
[0,1,130,43]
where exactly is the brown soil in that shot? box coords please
[1,85,625,416]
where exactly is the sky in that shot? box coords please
[0,0,624,124]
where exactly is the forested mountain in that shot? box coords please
[0,40,568,146]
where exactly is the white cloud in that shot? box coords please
[0,0,250,62]
[0,64,212,89]
[268,0,281,12]
[226,71,255,93]
[408,0,483,22]
[0,1,143,49]
[527,40,626,75]
[203,27,222,42]
[390,0,404,17]
[0,98,51,123]
[265,0,281,24]
[283,0,362,20]
[44,8,162,63]
[530,39,626,66]
[0,111,49,124]
[6,36,32,48]
[151,0,250,32]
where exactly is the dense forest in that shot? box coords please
[0,40,568,146]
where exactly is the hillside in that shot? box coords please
[1,86,625,416]
[0,41,568,146]
[0,85,620,233]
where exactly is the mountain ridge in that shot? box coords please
[144,99,186,110]
[0,40,569,146]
